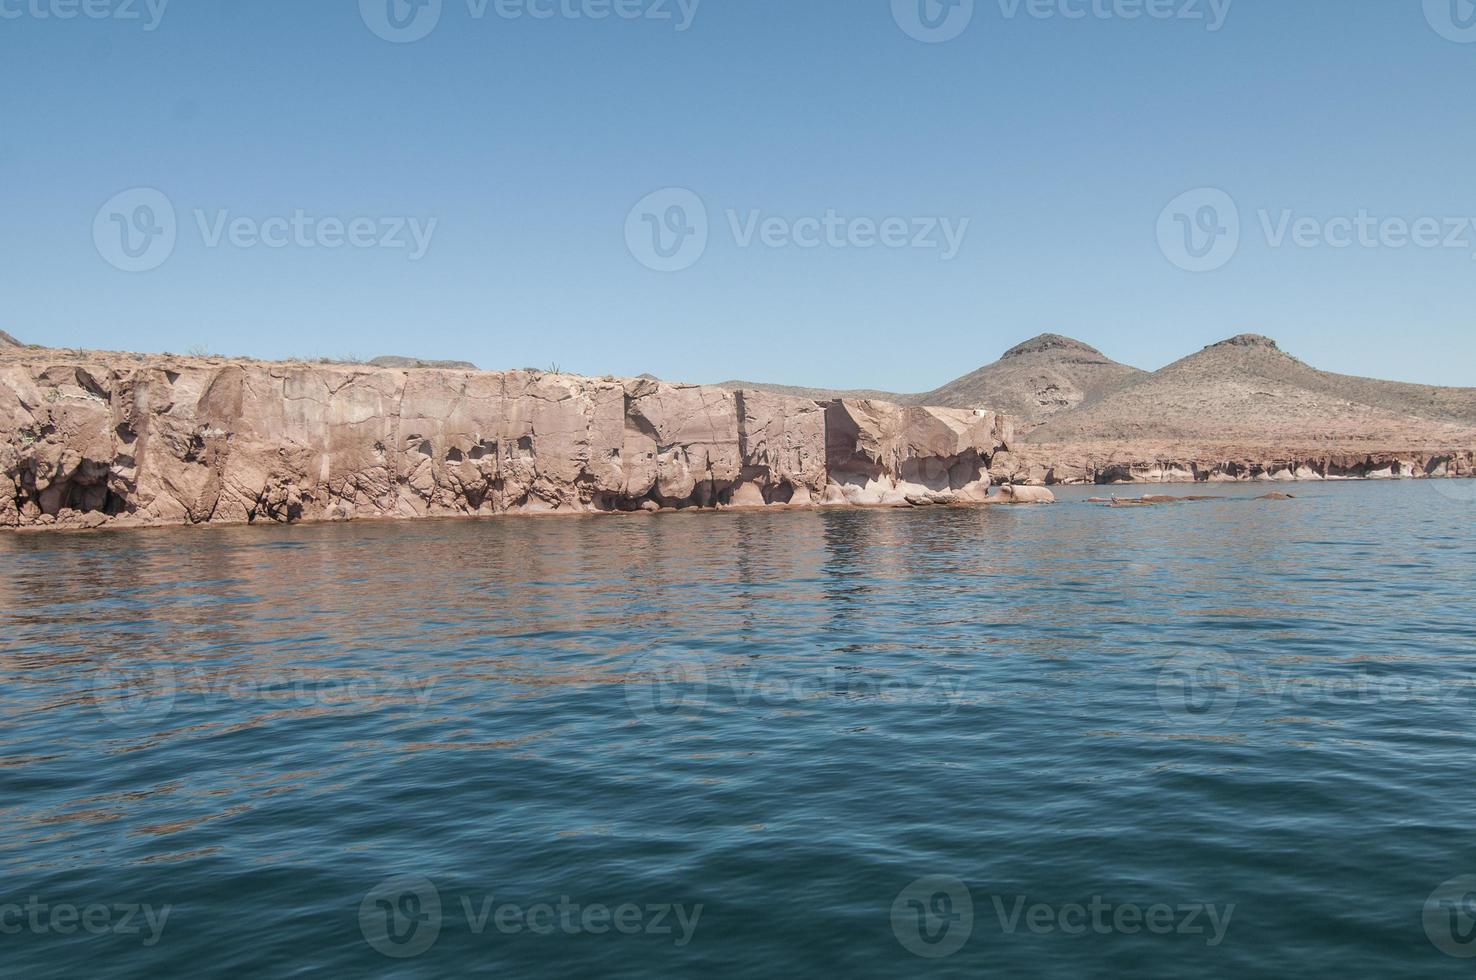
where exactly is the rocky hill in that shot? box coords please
[719,332,1143,428]
[1027,334,1476,445]
[914,333,1145,422]
[0,330,21,348]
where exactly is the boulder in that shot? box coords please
[991,485,1057,505]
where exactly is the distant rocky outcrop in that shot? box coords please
[0,330,21,348]
[715,378,908,404]
[0,348,1007,530]
[368,355,480,370]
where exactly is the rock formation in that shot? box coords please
[910,334,1146,424]
[0,349,1008,531]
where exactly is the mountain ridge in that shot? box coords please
[1026,332,1476,444]
[718,331,1147,425]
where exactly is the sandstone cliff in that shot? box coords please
[0,349,1008,531]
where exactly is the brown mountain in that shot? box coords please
[718,333,1143,428]
[913,333,1145,422]
[1027,334,1476,445]
[0,330,21,347]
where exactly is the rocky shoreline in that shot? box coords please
[1,349,1015,531]
[993,443,1475,486]
[4,347,1471,532]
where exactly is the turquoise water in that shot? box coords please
[2,481,1475,977]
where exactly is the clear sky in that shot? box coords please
[3,0,1474,388]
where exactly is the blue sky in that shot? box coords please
[2,0,1474,388]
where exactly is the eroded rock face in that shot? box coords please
[822,400,1000,506]
[0,352,1008,530]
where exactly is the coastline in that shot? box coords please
[995,442,1475,486]
[4,346,1471,533]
